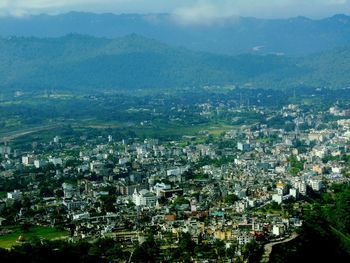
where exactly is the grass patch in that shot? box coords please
[0,226,68,249]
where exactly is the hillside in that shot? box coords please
[0,34,350,91]
[0,34,301,91]
[1,13,350,56]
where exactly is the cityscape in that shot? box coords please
[0,0,350,262]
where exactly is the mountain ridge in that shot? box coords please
[1,12,350,56]
[1,34,350,91]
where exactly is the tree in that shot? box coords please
[224,194,239,204]
[213,239,226,260]
[131,235,160,262]
[241,240,262,263]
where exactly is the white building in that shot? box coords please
[272,194,283,204]
[289,188,299,199]
[62,183,77,199]
[34,159,46,168]
[49,157,63,166]
[90,161,104,172]
[294,179,307,195]
[22,155,34,166]
[152,183,171,197]
[133,189,157,207]
[237,142,250,152]
[272,225,285,236]
[73,212,90,221]
[310,179,323,191]
[7,190,23,200]
[167,166,189,176]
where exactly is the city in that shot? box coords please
[1,0,350,262]
[0,88,349,262]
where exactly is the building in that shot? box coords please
[7,190,23,201]
[49,157,63,166]
[167,166,189,176]
[272,194,283,204]
[118,183,138,196]
[0,146,11,155]
[133,189,157,207]
[160,188,184,198]
[310,179,323,191]
[34,159,46,168]
[153,183,171,197]
[289,188,299,199]
[72,212,90,221]
[22,155,34,166]
[276,180,287,195]
[237,142,251,152]
[62,183,78,199]
[272,225,285,236]
[237,232,254,245]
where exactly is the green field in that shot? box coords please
[0,226,69,249]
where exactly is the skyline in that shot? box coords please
[0,0,349,23]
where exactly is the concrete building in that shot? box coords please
[7,190,23,201]
[133,189,157,207]
[237,142,251,152]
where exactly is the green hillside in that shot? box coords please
[0,34,349,91]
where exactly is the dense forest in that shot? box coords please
[1,34,350,92]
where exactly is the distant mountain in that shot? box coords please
[0,34,350,91]
[1,12,350,56]
[0,34,298,91]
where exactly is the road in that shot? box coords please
[260,233,299,263]
[0,124,63,143]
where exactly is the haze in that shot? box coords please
[1,0,350,21]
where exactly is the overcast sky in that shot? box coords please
[1,0,350,22]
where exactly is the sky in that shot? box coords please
[0,0,350,22]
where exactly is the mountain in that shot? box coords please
[0,34,301,91]
[1,12,350,56]
[0,34,349,92]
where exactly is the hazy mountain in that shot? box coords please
[1,12,350,56]
[0,34,349,92]
[0,34,300,91]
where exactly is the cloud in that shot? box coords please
[173,1,238,25]
[0,0,349,19]
[172,0,350,24]
[0,0,134,16]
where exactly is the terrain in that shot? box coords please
[1,34,350,92]
[1,12,350,56]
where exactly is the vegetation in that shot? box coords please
[2,13,350,56]
[0,226,68,249]
[289,156,305,176]
[0,238,129,262]
[1,34,350,92]
[269,184,350,262]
